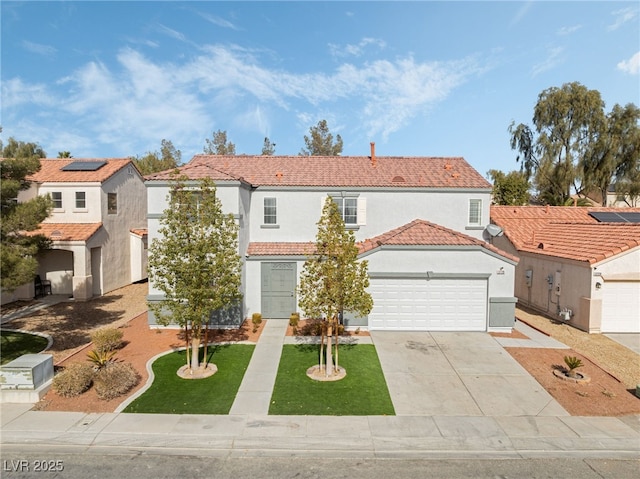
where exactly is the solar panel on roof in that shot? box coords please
[60,161,107,171]
[589,211,640,223]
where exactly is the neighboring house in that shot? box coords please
[146,149,518,332]
[3,159,147,303]
[490,205,640,333]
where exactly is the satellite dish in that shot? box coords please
[485,224,503,237]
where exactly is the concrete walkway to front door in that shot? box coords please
[371,331,569,417]
[229,319,289,415]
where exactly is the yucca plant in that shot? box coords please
[564,355,584,379]
[87,349,117,369]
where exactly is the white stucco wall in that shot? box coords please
[248,188,491,242]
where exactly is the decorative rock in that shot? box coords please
[553,368,590,384]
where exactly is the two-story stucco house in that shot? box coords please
[5,158,148,303]
[146,149,518,332]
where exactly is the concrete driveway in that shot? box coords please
[371,331,569,417]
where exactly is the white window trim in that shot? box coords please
[323,194,366,227]
[468,199,482,227]
[74,191,87,212]
[263,197,278,226]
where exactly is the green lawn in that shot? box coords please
[124,344,255,414]
[0,330,49,365]
[269,344,395,416]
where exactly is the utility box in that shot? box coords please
[525,270,533,287]
[0,354,53,390]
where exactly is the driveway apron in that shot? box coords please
[371,331,568,417]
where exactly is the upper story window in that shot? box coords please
[328,195,366,226]
[108,193,117,215]
[263,197,277,225]
[51,192,62,209]
[468,199,482,226]
[75,191,86,209]
[334,197,358,225]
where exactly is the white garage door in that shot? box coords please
[601,281,640,333]
[368,278,487,331]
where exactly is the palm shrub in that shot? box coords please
[93,362,140,400]
[289,312,300,334]
[564,355,584,378]
[87,349,117,369]
[52,362,94,397]
[90,327,123,353]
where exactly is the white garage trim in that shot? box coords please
[368,274,488,331]
[601,280,640,333]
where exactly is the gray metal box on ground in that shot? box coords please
[0,354,54,390]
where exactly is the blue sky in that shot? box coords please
[2,1,639,178]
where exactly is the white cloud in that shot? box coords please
[1,78,56,108]
[155,23,188,43]
[608,7,638,31]
[197,12,239,30]
[509,1,534,28]
[2,44,484,156]
[557,25,581,36]
[532,46,564,76]
[617,51,640,75]
[22,40,57,56]
[328,37,386,58]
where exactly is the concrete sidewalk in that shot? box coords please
[1,403,639,458]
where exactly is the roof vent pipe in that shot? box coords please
[370,142,376,167]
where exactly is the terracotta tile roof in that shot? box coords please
[491,206,640,263]
[519,223,640,264]
[130,228,148,237]
[247,220,518,263]
[145,155,491,189]
[26,223,103,242]
[358,219,519,262]
[26,159,136,183]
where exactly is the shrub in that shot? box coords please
[564,355,584,378]
[87,349,117,369]
[94,362,140,400]
[251,312,262,333]
[289,312,300,328]
[91,328,123,353]
[52,362,94,397]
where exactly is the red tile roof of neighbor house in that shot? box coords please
[130,228,148,237]
[247,220,518,263]
[26,159,136,183]
[27,223,103,242]
[491,206,640,264]
[145,155,492,189]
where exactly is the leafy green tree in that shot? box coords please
[1,139,52,291]
[57,151,72,158]
[300,120,343,156]
[133,139,182,175]
[298,198,373,377]
[148,176,242,372]
[488,170,531,205]
[582,103,640,206]
[509,82,607,205]
[204,130,236,155]
[261,137,276,156]
[2,137,46,159]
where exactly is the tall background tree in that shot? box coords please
[1,138,53,290]
[204,130,236,155]
[148,176,242,373]
[487,169,531,205]
[57,151,72,158]
[261,137,276,156]
[298,198,373,377]
[300,120,343,156]
[509,82,639,205]
[133,139,182,175]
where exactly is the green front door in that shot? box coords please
[261,262,297,319]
